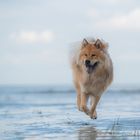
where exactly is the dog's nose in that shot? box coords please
[85,60,90,66]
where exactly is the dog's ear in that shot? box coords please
[95,39,102,49]
[82,39,88,47]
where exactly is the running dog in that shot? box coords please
[70,38,113,119]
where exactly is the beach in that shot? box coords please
[0,86,140,140]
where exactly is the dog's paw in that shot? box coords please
[90,115,97,119]
[80,106,90,115]
[78,106,82,112]
[90,111,97,119]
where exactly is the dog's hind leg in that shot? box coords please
[80,93,90,116]
[75,82,82,111]
[90,96,100,119]
[90,96,97,119]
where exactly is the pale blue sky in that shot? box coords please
[0,0,140,85]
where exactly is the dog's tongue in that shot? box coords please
[86,62,98,74]
[87,66,93,74]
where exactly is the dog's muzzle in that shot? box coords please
[85,60,98,74]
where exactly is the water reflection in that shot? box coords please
[78,126,97,140]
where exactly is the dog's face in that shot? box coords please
[79,39,107,74]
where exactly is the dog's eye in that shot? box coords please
[91,54,96,57]
[84,54,87,56]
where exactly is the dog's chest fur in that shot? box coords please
[80,69,110,96]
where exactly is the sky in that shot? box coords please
[0,0,140,86]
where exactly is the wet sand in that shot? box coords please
[0,86,140,140]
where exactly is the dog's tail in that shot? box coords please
[69,41,82,67]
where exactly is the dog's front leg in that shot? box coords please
[76,88,81,111]
[90,96,100,119]
[80,93,90,115]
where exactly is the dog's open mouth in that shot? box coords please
[85,62,99,74]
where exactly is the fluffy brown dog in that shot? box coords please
[70,38,113,119]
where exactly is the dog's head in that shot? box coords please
[79,38,108,74]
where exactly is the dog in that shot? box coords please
[70,38,113,119]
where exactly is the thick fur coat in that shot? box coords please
[70,38,113,119]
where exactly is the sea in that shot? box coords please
[0,85,140,140]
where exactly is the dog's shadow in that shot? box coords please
[78,126,97,140]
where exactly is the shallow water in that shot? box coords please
[0,86,140,140]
